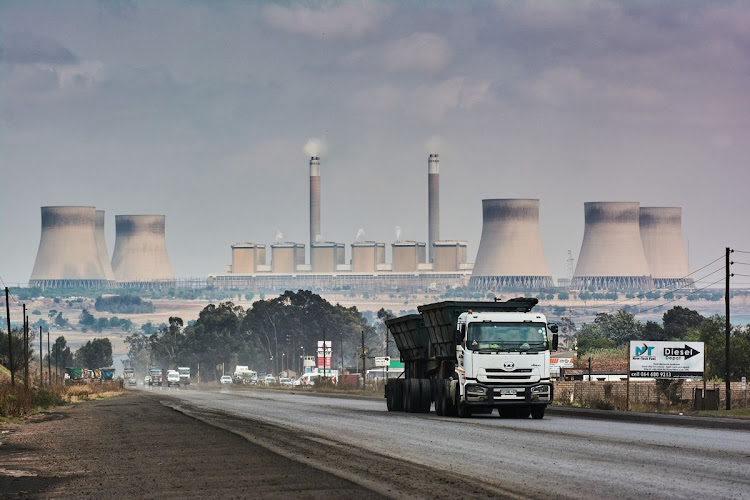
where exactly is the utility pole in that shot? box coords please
[323,329,326,378]
[39,326,43,387]
[5,287,14,387]
[47,329,51,385]
[340,332,344,373]
[23,304,28,388]
[726,247,733,410]
[361,329,366,390]
[384,312,390,379]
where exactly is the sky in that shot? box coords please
[1,0,749,286]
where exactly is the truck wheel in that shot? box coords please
[518,407,531,419]
[435,381,446,416]
[445,380,458,417]
[387,382,401,411]
[531,406,546,419]
[406,379,420,413]
[418,379,432,413]
[392,380,404,411]
[457,400,472,418]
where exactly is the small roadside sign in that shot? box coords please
[375,356,390,367]
[742,377,747,390]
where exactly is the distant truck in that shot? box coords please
[233,366,257,384]
[148,367,163,386]
[124,367,135,380]
[384,298,558,419]
[178,367,191,385]
[100,367,116,382]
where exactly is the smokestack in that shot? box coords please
[95,210,116,282]
[428,154,439,263]
[572,202,653,290]
[640,207,693,289]
[111,215,174,282]
[470,199,553,289]
[309,156,321,264]
[29,206,109,288]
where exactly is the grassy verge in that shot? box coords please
[1,381,123,420]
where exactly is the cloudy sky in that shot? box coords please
[1,1,749,286]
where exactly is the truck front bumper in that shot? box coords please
[464,382,553,406]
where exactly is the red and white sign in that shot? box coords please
[317,341,332,369]
[550,358,575,368]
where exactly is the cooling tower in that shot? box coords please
[640,207,693,289]
[392,241,425,273]
[335,243,346,265]
[572,202,653,290]
[433,240,468,273]
[376,242,386,265]
[470,199,553,289]
[111,215,174,282]
[271,243,298,273]
[428,153,439,263]
[310,156,321,262]
[29,206,109,287]
[231,243,265,274]
[95,210,116,282]
[351,242,380,273]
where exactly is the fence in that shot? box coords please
[553,380,748,412]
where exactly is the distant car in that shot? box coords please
[264,375,277,385]
[128,377,137,386]
[279,377,293,387]
[144,375,151,385]
[167,370,180,387]
[220,375,233,384]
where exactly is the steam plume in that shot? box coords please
[304,137,327,157]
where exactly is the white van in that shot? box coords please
[167,370,180,387]
[294,371,338,386]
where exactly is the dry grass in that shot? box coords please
[0,380,123,419]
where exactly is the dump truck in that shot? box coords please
[384,298,558,419]
[100,367,116,382]
[148,367,163,386]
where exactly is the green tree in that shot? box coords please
[79,309,95,326]
[0,327,34,375]
[642,320,666,341]
[75,338,113,368]
[663,306,704,340]
[125,333,151,373]
[575,323,614,356]
[54,312,69,327]
[697,316,750,380]
[50,336,72,368]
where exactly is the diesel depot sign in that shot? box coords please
[629,341,705,379]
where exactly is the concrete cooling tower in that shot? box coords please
[231,243,265,274]
[572,202,653,290]
[310,156,321,259]
[470,199,553,290]
[428,153,439,263]
[111,215,174,282]
[30,206,110,287]
[434,241,468,272]
[392,241,426,273]
[95,210,116,282]
[640,207,693,289]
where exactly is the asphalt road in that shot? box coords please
[140,385,750,500]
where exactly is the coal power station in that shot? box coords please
[29,155,694,293]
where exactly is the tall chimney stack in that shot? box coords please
[309,156,321,264]
[428,153,439,263]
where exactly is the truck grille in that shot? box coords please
[481,368,534,383]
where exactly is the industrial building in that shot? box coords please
[29,206,112,288]
[572,202,653,291]
[469,199,553,290]
[111,215,174,283]
[639,207,694,289]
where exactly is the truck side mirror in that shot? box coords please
[549,323,559,333]
[552,333,559,351]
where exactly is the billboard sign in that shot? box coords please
[550,358,574,368]
[375,356,390,367]
[317,341,332,369]
[629,341,704,379]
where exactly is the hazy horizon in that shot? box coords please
[2,1,749,287]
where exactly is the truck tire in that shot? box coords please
[457,400,472,418]
[406,379,421,413]
[435,381,446,416]
[531,406,545,419]
[387,381,404,411]
[418,379,432,413]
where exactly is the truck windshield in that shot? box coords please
[467,322,547,352]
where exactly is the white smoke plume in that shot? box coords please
[356,227,365,241]
[303,137,327,157]
[315,234,323,243]
[395,225,402,241]
[275,230,283,242]
[425,135,443,153]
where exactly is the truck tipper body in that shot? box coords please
[385,298,558,419]
[148,367,163,386]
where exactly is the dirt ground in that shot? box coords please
[0,393,384,499]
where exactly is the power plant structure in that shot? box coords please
[469,199,553,289]
[29,206,112,288]
[639,207,694,289]
[309,156,321,264]
[231,243,266,274]
[95,210,116,282]
[111,215,174,284]
[391,241,426,272]
[428,153,439,263]
[572,202,653,291]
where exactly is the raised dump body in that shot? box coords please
[385,298,557,419]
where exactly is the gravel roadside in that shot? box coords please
[0,393,384,499]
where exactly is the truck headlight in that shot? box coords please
[531,385,549,394]
[466,385,487,396]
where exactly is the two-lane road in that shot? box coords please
[142,386,750,499]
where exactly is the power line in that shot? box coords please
[636,277,726,315]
